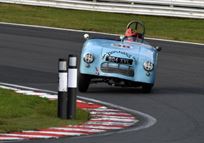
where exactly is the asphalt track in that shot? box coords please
[0,24,204,143]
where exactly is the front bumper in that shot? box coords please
[80,60,156,84]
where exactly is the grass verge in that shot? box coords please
[0,3,204,43]
[0,88,89,133]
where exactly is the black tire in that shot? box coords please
[78,73,91,92]
[141,84,153,93]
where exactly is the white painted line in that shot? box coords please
[0,82,56,94]
[89,108,121,112]
[0,84,57,99]
[15,90,57,99]
[76,100,84,103]
[25,131,82,136]
[0,22,203,46]
[90,118,137,122]
[49,127,105,133]
[91,115,135,119]
[146,37,204,46]
[95,106,107,109]
[0,136,23,140]
[3,134,53,139]
[85,121,133,126]
[0,85,18,91]
[78,125,123,130]
[65,125,112,130]
[91,112,132,116]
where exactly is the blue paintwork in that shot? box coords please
[80,38,158,85]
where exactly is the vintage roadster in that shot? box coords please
[78,20,161,93]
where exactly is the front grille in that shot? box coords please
[101,62,134,77]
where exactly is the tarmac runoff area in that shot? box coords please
[0,84,138,141]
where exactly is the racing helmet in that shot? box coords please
[125,28,137,37]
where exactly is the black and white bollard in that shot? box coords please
[67,55,78,119]
[58,59,68,119]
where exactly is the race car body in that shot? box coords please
[78,20,161,93]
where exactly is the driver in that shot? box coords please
[124,28,138,41]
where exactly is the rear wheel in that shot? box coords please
[141,84,153,93]
[78,73,91,92]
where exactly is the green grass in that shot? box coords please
[0,3,204,43]
[0,88,89,133]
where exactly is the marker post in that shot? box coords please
[58,59,68,119]
[67,55,78,119]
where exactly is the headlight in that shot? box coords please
[83,53,94,63]
[143,61,154,71]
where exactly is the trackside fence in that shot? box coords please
[0,0,203,19]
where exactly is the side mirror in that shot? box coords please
[120,35,125,40]
[119,35,125,42]
[155,46,162,52]
[83,34,89,40]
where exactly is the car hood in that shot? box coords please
[84,39,155,62]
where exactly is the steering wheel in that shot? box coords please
[126,20,145,39]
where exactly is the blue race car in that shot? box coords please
[78,20,161,93]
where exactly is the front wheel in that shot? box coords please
[141,84,153,93]
[78,73,91,92]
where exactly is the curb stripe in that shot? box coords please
[25,131,83,136]
[77,102,103,109]
[63,125,109,131]
[0,135,31,140]
[0,83,139,141]
[39,129,91,135]
[0,136,24,140]
[85,122,133,126]
[90,119,137,123]
[89,109,121,112]
[92,115,135,119]
[16,131,64,137]
[2,133,57,138]
[49,127,105,133]
[84,124,128,128]
[71,125,123,130]
[91,112,133,116]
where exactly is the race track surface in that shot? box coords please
[0,24,204,143]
